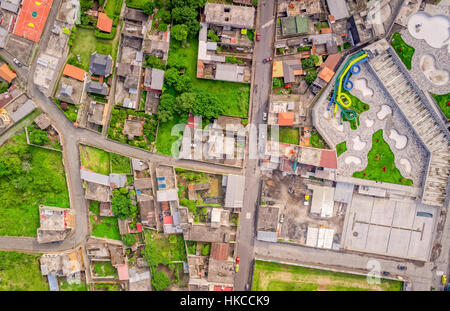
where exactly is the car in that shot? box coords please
[263,112,267,122]
[442,274,447,285]
[266,200,275,205]
[245,283,250,291]
[279,214,284,223]
[397,265,407,271]
[236,256,240,263]
[13,58,22,67]
[262,57,272,63]
[235,264,239,272]
[256,33,261,41]
[382,271,390,276]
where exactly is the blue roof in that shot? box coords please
[157,177,165,181]
[158,184,166,189]
[48,273,59,291]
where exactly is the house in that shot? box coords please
[205,3,255,29]
[9,99,36,123]
[0,0,20,13]
[326,0,349,21]
[207,259,235,284]
[34,113,51,130]
[89,52,113,77]
[139,196,156,227]
[272,60,303,84]
[143,68,165,93]
[224,175,245,209]
[84,181,111,202]
[99,202,113,217]
[134,178,152,190]
[0,63,16,83]
[278,112,295,126]
[87,101,105,125]
[97,12,113,33]
[123,7,149,23]
[37,205,74,244]
[210,243,230,261]
[256,205,279,242]
[63,64,86,81]
[86,81,109,95]
[280,15,310,37]
[58,84,73,98]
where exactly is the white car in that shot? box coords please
[13,58,22,67]
[263,112,267,121]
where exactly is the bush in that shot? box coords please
[152,271,170,291]
[207,29,219,42]
[145,55,165,69]
[273,77,283,88]
[94,26,117,40]
[302,57,314,69]
[225,56,243,64]
[122,234,136,246]
[29,128,50,146]
[201,243,210,256]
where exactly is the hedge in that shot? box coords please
[94,27,117,40]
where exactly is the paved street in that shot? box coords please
[234,0,275,291]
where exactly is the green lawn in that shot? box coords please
[105,0,122,18]
[310,132,326,149]
[342,90,370,130]
[90,215,121,240]
[0,131,69,237]
[336,141,347,157]
[253,260,403,291]
[0,251,49,291]
[80,145,111,175]
[169,39,250,118]
[353,129,413,186]
[93,261,118,277]
[93,283,120,291]
[269,127,299,145]
[110,153,131,174]
[431,93,450,120]
[144,231,187,264]
[59,279,88,291]
[156,113,188,155]
[391,33,415,70]
[125,0,148,9]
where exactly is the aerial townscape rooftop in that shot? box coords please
[0,0,449,301]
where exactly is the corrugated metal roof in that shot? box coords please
[80,169,110,186]
[257,231,277,242]
[334,182,354,204]
[224,175,245,208]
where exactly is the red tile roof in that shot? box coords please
[278,112,294,126]
[210,243,229,260]
[63,64,86,81]
[0,63,16,83]
[116,264,129,281]
[136,223,142,233]
[319,150,338,169]
[97,13,113,33]
[163,216,173,225]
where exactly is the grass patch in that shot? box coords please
[341,90,370,130]
[59,279,88,291]
[310,131,326,149]
[125,0,147,9]
[55,100,78,123]
[353,129,413,186]
[80,145,110,175]
[431,93,450,120]
[391,33,415,70]
[168,38,250,118]
[143,231,187,266]
[0,251,48,291]
[253,260,403,291]
[336,141,347,157]
[269,127,299,145]
[110,153,131,174]
[93,283,119,291]
[0,131,69,237]
[93,261,118,277]
[156,113,188,155]
[90,215,121,240]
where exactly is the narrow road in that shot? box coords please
[234,0,275,291]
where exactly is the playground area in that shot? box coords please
[313,49,428,186]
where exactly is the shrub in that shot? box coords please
[152,271,170,291]
[207,29,219,42]
[273,77,283,88]
[225,56,243,64]
[201,243,210,256]
[94,27,117,40]
[122,234,136,246]
[302,57,314,69]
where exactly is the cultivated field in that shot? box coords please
[252,261,403,291]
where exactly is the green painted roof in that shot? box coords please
[281,15,309,36]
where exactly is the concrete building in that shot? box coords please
[205,3,255,29]
[224,175,245,209]
[37,205,74,244]
[256,205,280,242]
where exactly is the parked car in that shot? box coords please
[382,271,390,276]
[263,112,267,122]
[442,274,447,285]
[236,256,240,263]
[256,33,261,41]
[266,201,276,205]
[13,58,22,67]
[397,265,407,271]
[262,57,272,63]
[235,264,239,272]
[279,214,284,223]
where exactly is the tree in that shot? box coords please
[0,81,8,93]
[171,24,188,46]
[207,29,219,42]
[157,93,176,122]
[201,243,210,256]
[143,0,155,15]
[145,55,164,70]
[161,10,172,23]
[167,52,187,70]
[29,129,50,146]
[272,77,283,88]
[152,271,170,291]
[173,74,191,93]
[157,22,168,32]
[164,67,180,86]
[302,57,314,69]
[154,0,165,8]
[305,71,318,84]
[111,194,136,219]
[175,92,196,113]
[172,6,197,24]
[193,92,224,119]
[122,234,136,246]
[80,0,93,13]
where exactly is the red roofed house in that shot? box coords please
[214,285,233,291]
[0,63,16,83]
[136,223,142,233]
[63,64,86,82]
[319,149,337,169]
[97,13,113,33]
[116,263,129,281]
[163,215,173,225]
[278,112,294,126]
[210,243,229,261]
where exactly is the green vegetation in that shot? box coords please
[125,0,148,9]
[28,125,50,146]
[89,201,100,214]
[152,271,171,291]
[93,261,118,277]
[353,129,413,186]
[122,233,137,246]
[90,215,121,240]
[314,21,329,30]
[142,231,187,267]
[273,77,283,88]
[111,188,138,220]
[200,243,211,256]
[0,130,69,237]
[301,57,315,69]
[391,33,415,70]
[155,112,188,155]
[93,283,119,291]
[80,145,110,175]
[59,280,88,291]
[336,141,347,157]
[55,99,78,123]
[145,55,165,70]
[269,127,299,145]
[431,93,450,120]
[310,131,326,149]
[253,260,403,291]
[341,90,370,130]
[343,42,352,50]
[186,240,197,255]
[0,251,49,291]
[305,70,318,84]
[108,108,158,150]
[110,153,131,174]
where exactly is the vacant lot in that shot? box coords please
[253,261,403,291]
[111,153,131,174]
[90,214,121,241]
[0,131,69,237]
[93,261,118,278]
[0,251,49,291]
[269,127,299,145]
[80,145,110,175]
[59,279,88,291]
[156,113,188,155]
[353,129,413,186]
